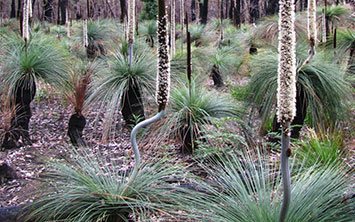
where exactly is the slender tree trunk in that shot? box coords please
[235,0,241,27]
[60,0,68,25]
[196,0,200,23]
[44,0,53,22]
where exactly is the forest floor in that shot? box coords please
[0,92,188,208]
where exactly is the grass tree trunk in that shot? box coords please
[211,64,224,87]
[277,0,296,220]
[2,78,36,149]
[121,79,145,125]
[67,112,86,146]
[121,0,170,196]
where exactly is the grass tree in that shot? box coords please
[24,148,191,221]
[88,44,155,140]
[139,20,157,48]
[160,81,242,153]
[0,32,69,149]
[247,43,350,138]
[78,20,109,59]
[277,0,297,219]
[64,60,101,146]
[176,149,354,221]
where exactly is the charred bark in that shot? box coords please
[10,0,16,18]
[200,0,208,24]
[2,78,36,149]
[44,0,53,23]
[67,113,86,147]
[121,80,145,126]
[210,65,224,87]
[119,0,126,23]
[86,41,106,59]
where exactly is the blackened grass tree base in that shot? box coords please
[2,77,36,149]
[67,113,86,147]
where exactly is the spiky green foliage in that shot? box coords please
[247,43,350,130]
[337,29,355,55]
[75,20,111,45]
[139,20,157,39]
[159,80,243,149]
[320,5,353,28]
[24,148,191,221]
[296,127,347,167]
[253,14,307,46]
[178,149,353,221]
[0,33,69,96]
[87,44,155,139]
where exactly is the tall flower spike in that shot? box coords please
[23,0,29,41]
[170,0,176,57]
[277,0,296,126]
[307,0,317,45]
[83,19,88,47]
[128,0,135,44]
[157,0,171,111]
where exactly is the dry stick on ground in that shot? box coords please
[121,0,170,196]
[277,0,297,220]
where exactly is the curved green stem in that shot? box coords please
[121,110,166,196]
[279,122,291,222]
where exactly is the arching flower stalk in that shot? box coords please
[298,0,317,72]
[128,0,135,68]
[121,0,170,196]
[277,0,296,221]
[22,0,29,41]
[170,0,176,57]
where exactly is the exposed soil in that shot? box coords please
[0,94,134,207]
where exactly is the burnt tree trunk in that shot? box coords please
[200,0,208,24]
[266,0,278,15]
[67,113,86,146]
[44,0,54,23]
[2,77,36,149]
[210,65,224,87]
[121,80,145,126]
[119,0,126,23]
[11,0,16,18]
[191,0,196,21]
[60,0,68,25]
[17,0,22,18]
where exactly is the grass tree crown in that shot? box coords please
[277,0,297,127]
[156,0,170,111]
